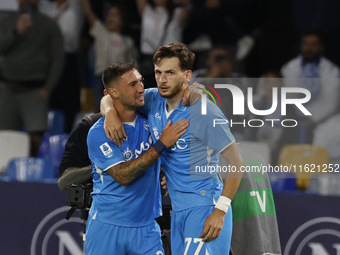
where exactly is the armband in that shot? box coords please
[152,140,167,155]
[215,196,231,214]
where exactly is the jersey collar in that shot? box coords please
[164,99,188,113]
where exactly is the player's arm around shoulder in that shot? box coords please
[107,119,189,185]
[200,141,245,242]
[100,89,158,146]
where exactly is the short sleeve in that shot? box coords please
[87,127,125,171]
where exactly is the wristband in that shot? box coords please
[215,196,231,214]
[152,140,167,155]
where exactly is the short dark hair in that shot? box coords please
[153,42,195,71]
[102,63,135,89]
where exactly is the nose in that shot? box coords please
[137,81,144,92]
[158,73,167,83]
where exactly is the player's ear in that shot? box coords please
[184,70,192,84]
[108,87,119,99]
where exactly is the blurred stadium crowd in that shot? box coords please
[1,0,340,195]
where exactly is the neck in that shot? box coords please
[115,102,137,122]
[166,88,185,112]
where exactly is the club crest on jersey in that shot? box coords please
[153,127,160,139]
[99,142,113,157]
[155,113,161,120]
[123,147,133,161]
[144,121,150,131]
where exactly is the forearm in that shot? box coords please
[220,142,244,200]
[107,145,161,185]
[58,165,92,190]
[100,94,114,115]
[80,0,97,26]
[221,175,242,200]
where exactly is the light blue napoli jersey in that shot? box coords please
[87,115,162,227]
[142,88,235,211]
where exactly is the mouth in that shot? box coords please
[159,86,169,93]
[137,95,144,101]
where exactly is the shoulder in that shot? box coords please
[320,57,340,76]
[190,99,227,128]
[144,4,153,15]
[283,56,301,68]
[90,20,106,35]
[88,117,104,137]
[191,98,223,115]
[281,56,301,75]
[144,88,161,100]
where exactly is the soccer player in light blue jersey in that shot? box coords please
[85,63,189,255]
[102,44,245,255]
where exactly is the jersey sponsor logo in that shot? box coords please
[134,136,152,158]
[155,113,161,120]
[171,138,188,150]
[123,147,134,161]
[100,142,113,157]
[144,121,150,131]
[153,126,160,140]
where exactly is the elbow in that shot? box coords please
[111,173,131,185]
[115,178,131,186]
[108,165,134,185]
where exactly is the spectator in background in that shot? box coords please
[80,0,138,111]
[58,112,101,190]
[0,0,64,156]
[192,45,241,79]
[183,0,255,68]
[244,71,287,164]
[136,0,190,87]
[281,31,340,143]
[40,0,84,132]
[192,45,246,140]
